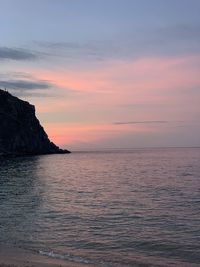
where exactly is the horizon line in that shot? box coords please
[69,146,200,152]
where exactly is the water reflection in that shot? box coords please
[0,156,44,247]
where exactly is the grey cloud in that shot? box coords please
[10,91,55,98]
[0,47,37,61]
[0,79,50,91]
[114,121,169,125]
[0,71,79,97]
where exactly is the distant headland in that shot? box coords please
[0,89,70,156]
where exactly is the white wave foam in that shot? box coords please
[39,250,90,264]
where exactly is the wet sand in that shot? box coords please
[0,246,97,267]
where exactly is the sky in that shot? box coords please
[0,0,200,150]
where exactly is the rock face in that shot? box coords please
[0,89,70,156]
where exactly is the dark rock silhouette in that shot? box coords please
[0,89,70,156]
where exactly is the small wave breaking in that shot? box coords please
[39,250,91,264]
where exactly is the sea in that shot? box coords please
[0,148,199,267]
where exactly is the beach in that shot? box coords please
[0,246,97,267]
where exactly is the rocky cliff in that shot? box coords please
[0,89,70,156]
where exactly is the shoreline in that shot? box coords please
[0,246,97,267]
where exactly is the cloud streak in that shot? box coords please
[0,47,37,61]
[36,40,119,62]
[114,121,169,125]
[35,24,200,63]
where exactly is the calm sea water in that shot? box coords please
[0,148,200,267]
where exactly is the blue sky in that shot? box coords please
[1,0,200,46]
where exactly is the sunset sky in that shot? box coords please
[0,0,200,150]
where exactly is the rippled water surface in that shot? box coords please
[0,148,200,266]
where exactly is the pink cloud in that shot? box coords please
[17,54,200,148]
[30,54,200,102]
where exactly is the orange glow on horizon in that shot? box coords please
[44,122,166,147]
